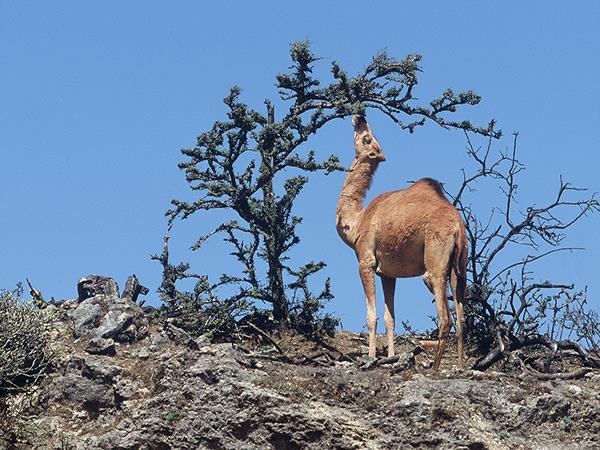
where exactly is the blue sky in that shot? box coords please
[1,2,599,332]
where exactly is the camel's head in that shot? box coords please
[352,115,386,163]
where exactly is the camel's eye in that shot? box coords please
[362,135,372,145]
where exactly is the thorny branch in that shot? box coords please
[446,131,600,373]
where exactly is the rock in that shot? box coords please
[567,384,583,397]
[121,274,149,304]
[148,332,170,352]
[57,373,115,418]
[194,334,210,347]
[67,295,148,342]
[68,299,103,335]
[189,365,220,384]
[164,322,199,349]
[390,351,416,373]
[85,337,116,356]
[96,299,146,342]
[77,275,120,301]
[14,320,600,450]
[59,298,79,310]
[114,376,137,401]
[151,332,170,347]
[73,356,122,382]
[56,356,121,419]
[136,348,150,360]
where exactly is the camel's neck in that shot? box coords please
[336,158,379,247]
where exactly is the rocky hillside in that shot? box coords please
[5,293,600,449]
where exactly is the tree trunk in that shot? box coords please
[261,103,289,324]
[265,235,288,323]
[122,274,149,304]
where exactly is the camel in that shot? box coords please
[335,115,468,370]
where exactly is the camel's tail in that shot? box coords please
[451,225,468,369]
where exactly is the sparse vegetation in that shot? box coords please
[335,377,347,390]
[0,285,57,396]
[447,132,600,374]
[0,285,58,447]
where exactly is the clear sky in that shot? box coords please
[1,1,599,332]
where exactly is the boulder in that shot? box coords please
[67,295,148,343]
[77,275,120,302]
[85,337,116,356]
[55,356,122,419]
[164,321,199,349]
[69,300,103,335]
[121,274,149,304]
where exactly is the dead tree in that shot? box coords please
[26,278,45,308]
[447,132,600,376]
[122,274,149,304]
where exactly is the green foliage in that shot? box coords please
[287,262,339,339]
[335,377,347,390]
[0,285,58,448]
[0,285,57,397]
[165,409,182,423]
[150,241,253,340]
[161,41,498,338]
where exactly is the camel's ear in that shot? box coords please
[352,114,370,134]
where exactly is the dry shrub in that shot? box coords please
[1,286,58,447]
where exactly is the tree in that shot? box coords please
[448,132,600,375]
[163,41,498,334]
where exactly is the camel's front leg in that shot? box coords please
[359,259,377,358]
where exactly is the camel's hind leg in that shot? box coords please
[424,234,455,371]
[381,275,396,357]
[450,270,466,368]
[432,277,452,371]
[419,272,441,353]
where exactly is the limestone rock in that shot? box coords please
[77,275,120,301]
[85,337,116,356]
[11,319,600,450]
[67,295,148,342]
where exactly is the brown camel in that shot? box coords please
[336,115,468,370]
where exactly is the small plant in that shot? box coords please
[57,430,73,450]
[335,377,347,390]
[562,415,573,431]
[273,382,302,396]
[165,409,182,423]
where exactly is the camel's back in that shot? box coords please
[364,178,455,221]
[361,177,463,244]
